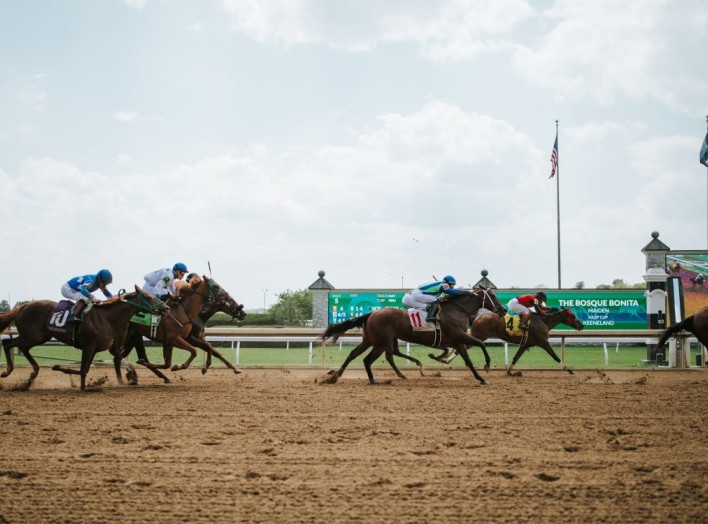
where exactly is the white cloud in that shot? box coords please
[514,0,708,114]
[219,0,533,53]
[124,0,148,9]
[114,111,140,123]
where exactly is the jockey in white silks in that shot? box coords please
[142,262,188,300]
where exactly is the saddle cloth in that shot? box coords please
[407,308,436,331]
[502,314,525,337]
[47,300,74,332]
[130,311,161,338]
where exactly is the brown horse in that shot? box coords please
[0,287,168,391]
[656,306,708,353]
[321,288,506,385]
[430,308,585,376]
[119,276,245,384]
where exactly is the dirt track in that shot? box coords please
[1,366,706,523]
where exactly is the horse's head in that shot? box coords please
[203,276,247,321]
[132,285,170,316]
[561,308,584,331]
[476,287,507,317]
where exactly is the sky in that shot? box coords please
[1,0,707,311]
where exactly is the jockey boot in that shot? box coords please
[425,303,439,322]
[69,299,87,324]
[519,312,530,331]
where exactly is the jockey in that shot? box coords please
[401,275,466,322]
[61,269,114,323]
[507,291,549,330]
[142,263,188,300]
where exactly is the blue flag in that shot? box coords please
[701,131,708,167]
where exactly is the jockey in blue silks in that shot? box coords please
[61,269,114,323]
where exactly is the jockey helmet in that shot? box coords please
[96,269,113,284]
[173,262,188,273]
[443,275,456,286]
[536,291,547,302]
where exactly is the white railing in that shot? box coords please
[2,327,704,369]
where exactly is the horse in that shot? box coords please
[656,306,708,354]
[119,276,246,384]
[429,308,585,376]
[321,287,507,385]
[0,287,168,391]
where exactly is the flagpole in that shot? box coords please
[705,114,708,249]
[556,119,561,289]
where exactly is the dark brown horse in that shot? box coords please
[656,306,708,353]
[119,276,245,384]
[0,287,168,391]
[321,288,506,385]
[430,308,585,376]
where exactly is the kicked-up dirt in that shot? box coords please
[0,365,706,523]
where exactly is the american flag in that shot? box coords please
[549,133,558,179]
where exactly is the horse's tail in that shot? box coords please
[321,313,372,343]
[0,303,30,332]
[656,316,695,353]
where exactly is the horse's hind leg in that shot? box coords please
[1,339,15,378]
[327,340,371,383]
[363,346,386,384]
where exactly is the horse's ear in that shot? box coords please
[134,285,143,293]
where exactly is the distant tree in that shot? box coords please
[631,282,645,289]
[0,299,9,311]
[574,281,585,289]
[611,279,627,288]
[269,289,312,326]
[596,284,612,289]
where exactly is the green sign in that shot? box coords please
[329,292,404,324]
[328,289,647,330]
[495,290,647,330]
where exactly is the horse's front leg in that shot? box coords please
[539,341,574,375]
[169,339,198,371]
[456,345,487,385]
[507,345,529,377]
[458,334,491,372]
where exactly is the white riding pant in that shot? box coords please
[507,298,532,316]
[60,284,91,303]
[402,290,438,309]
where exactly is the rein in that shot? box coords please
[120,291,166,315]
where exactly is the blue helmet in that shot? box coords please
[173,262,188,273]
[96,269,113,284]
[443,275,456,286]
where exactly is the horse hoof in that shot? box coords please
[233,367,243,374]
[52,365,60,371]
[479,379,489,386]
[567,369,575,375]
[0,371,10,378]
[163,378,171,384]
[327,369,336,375]
[201,367,207,375]
[170,365,179,372]
[484,365,490,372]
